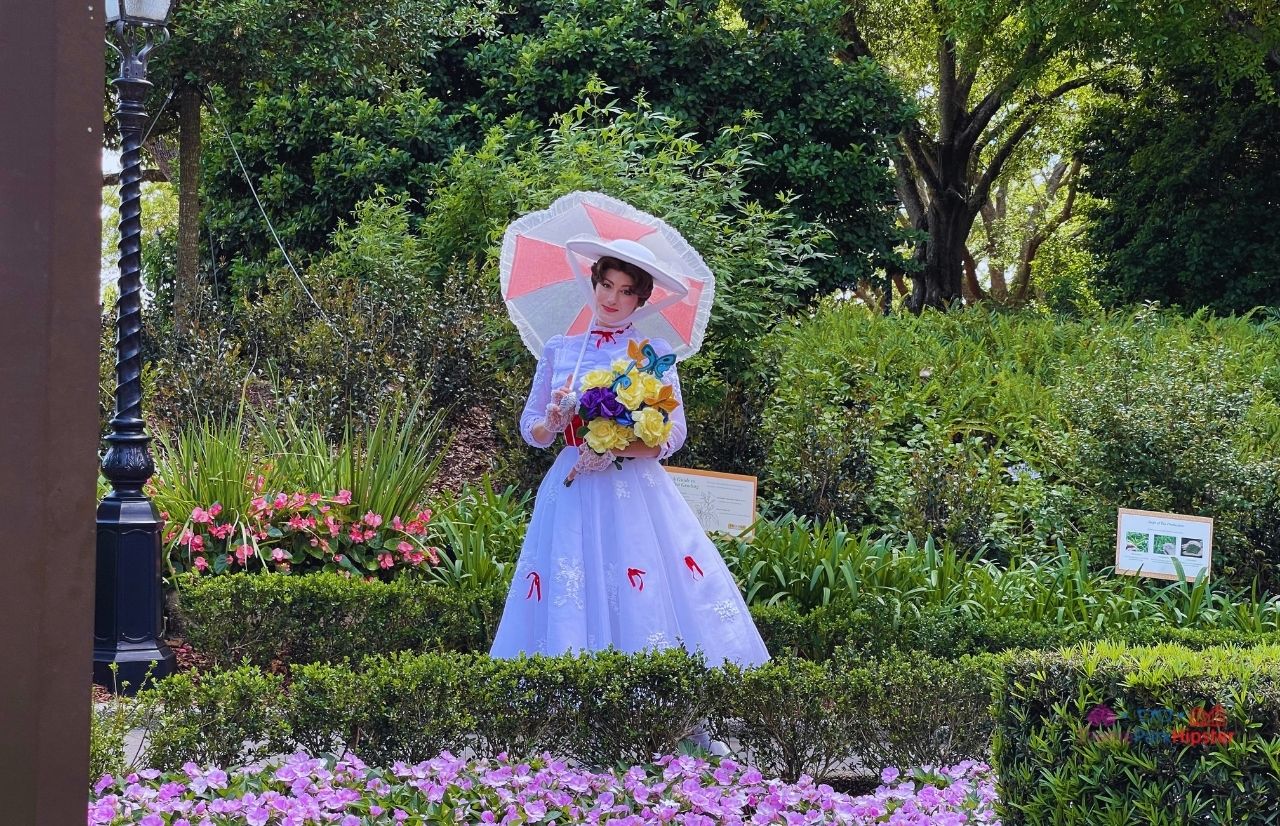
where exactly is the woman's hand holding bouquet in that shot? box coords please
[565,339,679,486]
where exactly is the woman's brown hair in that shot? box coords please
[590,256,655,305]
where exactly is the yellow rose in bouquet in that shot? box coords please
[616,372,663,411]
[579,368,617,391]
[632,407,674,448]
[585,418,632,453]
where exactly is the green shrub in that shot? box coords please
[759,303,1280,589]
[1056,321,1280,590]
[714,656,863,782]
[573,649,715,767]
[137,649,997,777]
[838,651,1001,772]
[747,602,812,659]
[142,666,290,771]
[174,573,505,668]
[464,655,594,760]
[994,643,1280,824]
[290,653,475,766]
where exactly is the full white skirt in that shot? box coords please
[490,448,770,667]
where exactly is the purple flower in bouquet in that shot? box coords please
[579,386,625,420]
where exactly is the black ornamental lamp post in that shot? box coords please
[94,0,177,693]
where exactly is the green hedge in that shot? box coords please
[172,573,506,668]
[135,649,999,781]
[994,643,1280,824]
[174,573,1280,669]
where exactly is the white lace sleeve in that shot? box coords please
[657,344,687,461]
[519,337,560,448]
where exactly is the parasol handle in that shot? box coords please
[567,309,594,396]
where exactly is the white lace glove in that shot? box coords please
[541,385,578,433]
[564,444,616,486]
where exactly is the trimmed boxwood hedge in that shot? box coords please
[138,649,1001,781]
[173,573,1280,669]
[994,643,1280,824]
[171,572,507,668]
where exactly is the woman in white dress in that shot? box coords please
[489,246,770,668]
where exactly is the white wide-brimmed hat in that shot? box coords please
[564,236,689,295]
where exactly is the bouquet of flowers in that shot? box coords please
[564,338,680,485]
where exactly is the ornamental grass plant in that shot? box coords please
[718,517,1280,634]
[150,398,446,577]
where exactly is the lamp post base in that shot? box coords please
[93,492,176,694]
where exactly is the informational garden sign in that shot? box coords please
[1115,508,1214,582]
[665,467,757,536]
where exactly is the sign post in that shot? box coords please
[665,467,758,536]
[1115,508,1214,582]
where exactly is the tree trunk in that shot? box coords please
[910,194,970,311]
[174,87,201,332]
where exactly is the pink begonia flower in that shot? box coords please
[209,503,223,518]
[349,526,364,542]
[191,507,210,524]
[333,554,346,564]
[397,541,414,556]
[326,515,342,536]
[193,556,209,572]
[179,529,194,547]
[272,549,287,562]
[190,535,205,553]
[234,544,253,565]
[364,511,383,528]
[378,553,395,570]
[159,511,170,521]
[334,489,352,505]
[273,493,289,510]
[391,516,405,531]
[363,529,377,542]
[308,493,322,506]
[250,497,267,513]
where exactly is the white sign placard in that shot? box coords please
[665,466,757,536]
[1115,508,1214,582]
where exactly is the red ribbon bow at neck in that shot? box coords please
[590,323,632,347]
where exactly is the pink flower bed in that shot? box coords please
[164,484,439,578]
[88,751,998,825]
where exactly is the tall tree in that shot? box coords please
[105,0,502,301]
[1081,69,1280,313]
[839,0,1280,312]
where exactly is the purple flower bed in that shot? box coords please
[88,752,998,825]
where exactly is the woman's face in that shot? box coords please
[594,267,641,324]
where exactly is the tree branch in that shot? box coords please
[899,124,942,195]
[103,169,170,186]
[835,10,874,61]
[1013,155,1082,301]
[968,76,1096,212]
